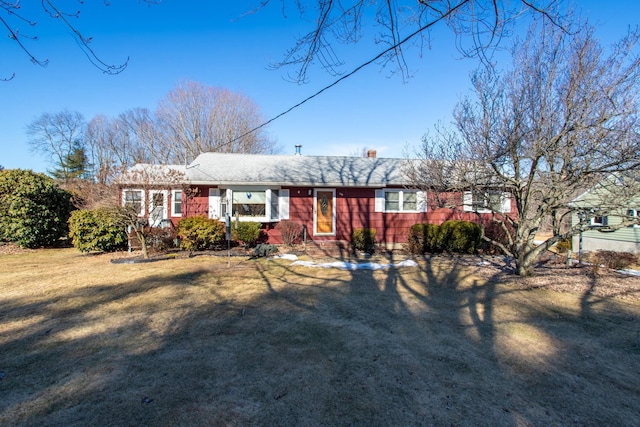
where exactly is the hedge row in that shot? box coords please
[68,210,267,253]
[408,220,482,254]
[68,210,484,256]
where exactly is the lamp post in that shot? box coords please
[577,211,587,264]
[225,213,231,266]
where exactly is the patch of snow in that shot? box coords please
[290,259,418,270]
[617,269,640,276]
[272,254,299,260]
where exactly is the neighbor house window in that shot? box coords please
[627,209,640,227]
[171,189,182,216]
[463,191,511,213]
[591,215,608,226]
[123,189,144,216]
[376,189,425,213]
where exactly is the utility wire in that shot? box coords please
[223,1,469,149]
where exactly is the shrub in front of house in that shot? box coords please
[254,243,279,257]
[352,228,376,253]
[69,207,128,253]
[146,226,178,253]
[439,220,482,254]
[481,220,513,254]
[232,221,263,247]
[407,223,441,254]
[177,215,225,251]
[0,169,74,248]
[276,220,302,246]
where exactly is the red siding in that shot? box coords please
[181,185,517,245]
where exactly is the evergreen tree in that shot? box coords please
[51,142,92,182]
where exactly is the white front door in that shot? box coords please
[149,190,168,227]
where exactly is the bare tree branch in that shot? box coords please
[1,1,159,78]
[258,1,566,83]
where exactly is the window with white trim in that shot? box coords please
[463,191,511,213]
[171,189,182,217]
[233,190,266,217]
[211,188,289,221]
[123,189,144,216]
[375,189,426,212]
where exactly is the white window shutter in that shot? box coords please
[279,189,290,220]
[501,192,511,213]
[375,189,385,212]
[208,188,220,219]
[463,191,473,212]
[417,191,427,212]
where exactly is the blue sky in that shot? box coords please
[1,1,639,173]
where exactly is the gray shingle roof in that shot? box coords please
[185,152,408,187]
[117,164,187,185]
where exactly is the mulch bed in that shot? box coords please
[0,243,34,255]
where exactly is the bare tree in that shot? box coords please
[26,109,86,181]
[86,115,120,185]
[254,0,565,83]
[1,1,159,79]
[404,20,640,276]
[115,108,160,164]
[85,108,161,184]
[155,81,277,164]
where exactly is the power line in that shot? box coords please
[223,1,469,149]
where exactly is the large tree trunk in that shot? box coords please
[132,229,149,259]
[514,242,547,276]
[515,256,535,276]
[139,233,149,259]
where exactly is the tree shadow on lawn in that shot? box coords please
[1,252,640,426]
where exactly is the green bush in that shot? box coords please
[352,228,376,253]
[407,223,441,254]
[232,221,263,247]
[177,216,225,251]
[69,207,128,253]
[439,220,482,254]
[0,169,74,248]
[254,243,279,257]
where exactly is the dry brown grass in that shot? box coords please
[1,248,640,426]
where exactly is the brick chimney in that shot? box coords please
[367,149,377,158]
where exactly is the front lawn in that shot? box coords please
[1,248,639,426]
